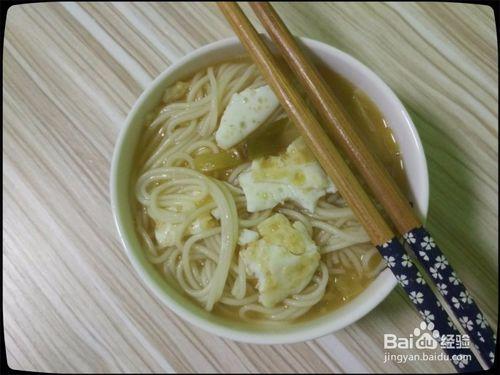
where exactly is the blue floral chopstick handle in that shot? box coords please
[378,238,483,372]
[403,227,496,367]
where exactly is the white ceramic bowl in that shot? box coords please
[110,36,429,344]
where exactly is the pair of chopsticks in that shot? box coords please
[218,2,496,372]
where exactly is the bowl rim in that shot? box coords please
[110,36,429,344]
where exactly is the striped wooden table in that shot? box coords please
[3,2,497,373]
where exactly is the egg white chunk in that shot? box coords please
[239,137,336,212]
[238,229,259,246]
[154,215,215,248]
[154,221,177,248]
[215,85,280,149]
[241,213,320,308]
[210,208,221,220]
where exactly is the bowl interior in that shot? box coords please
[111,36,428,344]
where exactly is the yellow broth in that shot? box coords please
[315,62,409,196]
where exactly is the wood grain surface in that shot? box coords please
[3,2,497,373]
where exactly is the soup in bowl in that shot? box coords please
[111,36,428,344]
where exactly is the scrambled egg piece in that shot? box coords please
[215,85,280,149]
[238,229,259,246]
[162,81,189,104]
[241,214,320,307]
[155,215,215,247]
[239,138,336,212]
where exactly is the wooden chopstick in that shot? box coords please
[250,1,418,234]
[217,2,485,372]
[219,2,392,247]
[249,2,496,369]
